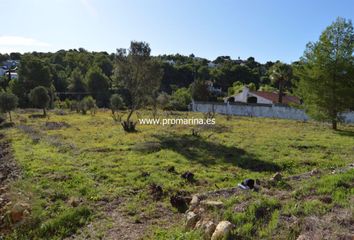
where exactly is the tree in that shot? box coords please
[269,61,292,104]
[86,66,110,107]
[16,54,52,106]
[79,96,96,115]
[68,68,87,100]
[0,92,18,122]
[110,94,124,113]
[30,86,50,116]
[190,79,210,101]
[295,17,354,130]
[169,88,192,111]
[114,41,163,132]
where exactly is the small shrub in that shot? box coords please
[110,94,124,113]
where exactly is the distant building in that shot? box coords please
[225,86,301,105]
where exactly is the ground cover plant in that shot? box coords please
[0,109,353,239]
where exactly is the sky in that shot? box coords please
[1,0,353,63]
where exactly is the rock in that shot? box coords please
[200,200,224,208]
[310,168,320,175]
[185,211,199,230]
[68,197,80,207]
[10,203,30,223]
[211,221,233,240]
[189,195,200,210]
[196,219,216,240]
[271,172,282,181]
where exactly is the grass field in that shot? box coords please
[0,109,353,239]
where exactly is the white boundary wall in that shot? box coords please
[191,101,354,123]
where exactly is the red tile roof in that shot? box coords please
[250,91,301,105]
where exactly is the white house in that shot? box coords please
[225,86,301,105]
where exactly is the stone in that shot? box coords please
[271,172,282,181]
[310,168,320,175]
[196,219,216,240]
[188,195,200,210]
[211,221,233,240]
[185,211,200,230]
[200,200,224,208]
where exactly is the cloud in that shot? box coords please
[0,36,51,47]
[80,0,98,17]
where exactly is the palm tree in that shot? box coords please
[269,62,292,104]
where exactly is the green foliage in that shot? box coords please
[295,17,354,129]
[68,68,87,96]
[86,66,110,107]
[168,88,192,110]
[114,41,163,130]
[258,84,277,92]
[79,96,96,115]
[0,92,18,121]
[228,81,244,95]
[29,86,50,115]
[190,79,210,101]
[110,94,124,113]
[224,197,281,238]
[39,207,91,239]
[269,61,292,103]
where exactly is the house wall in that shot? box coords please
[191,101,354,123]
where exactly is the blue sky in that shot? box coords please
[1,0,353,63]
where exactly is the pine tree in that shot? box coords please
[295,17,354,129]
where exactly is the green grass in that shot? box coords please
[1,109,354,239]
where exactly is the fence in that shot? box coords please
[191,101,354,123]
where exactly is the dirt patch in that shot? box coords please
[44,121,71,130]
[0,134,21,233]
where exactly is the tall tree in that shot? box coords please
[269,61,292,104]
[68,68,87,100]
[86,66,110,107]
[114,41,163,132]
[295,17,354,130]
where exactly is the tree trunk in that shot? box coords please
[43,108,47,117]
[332,119,337,130]
[8,111,12,122]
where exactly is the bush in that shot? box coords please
[29,86,50,116]
[168,88,191,111]
[156,92,170,110]
[0,92,18,122]
[79,96,96,115]
[110,94,124,113]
